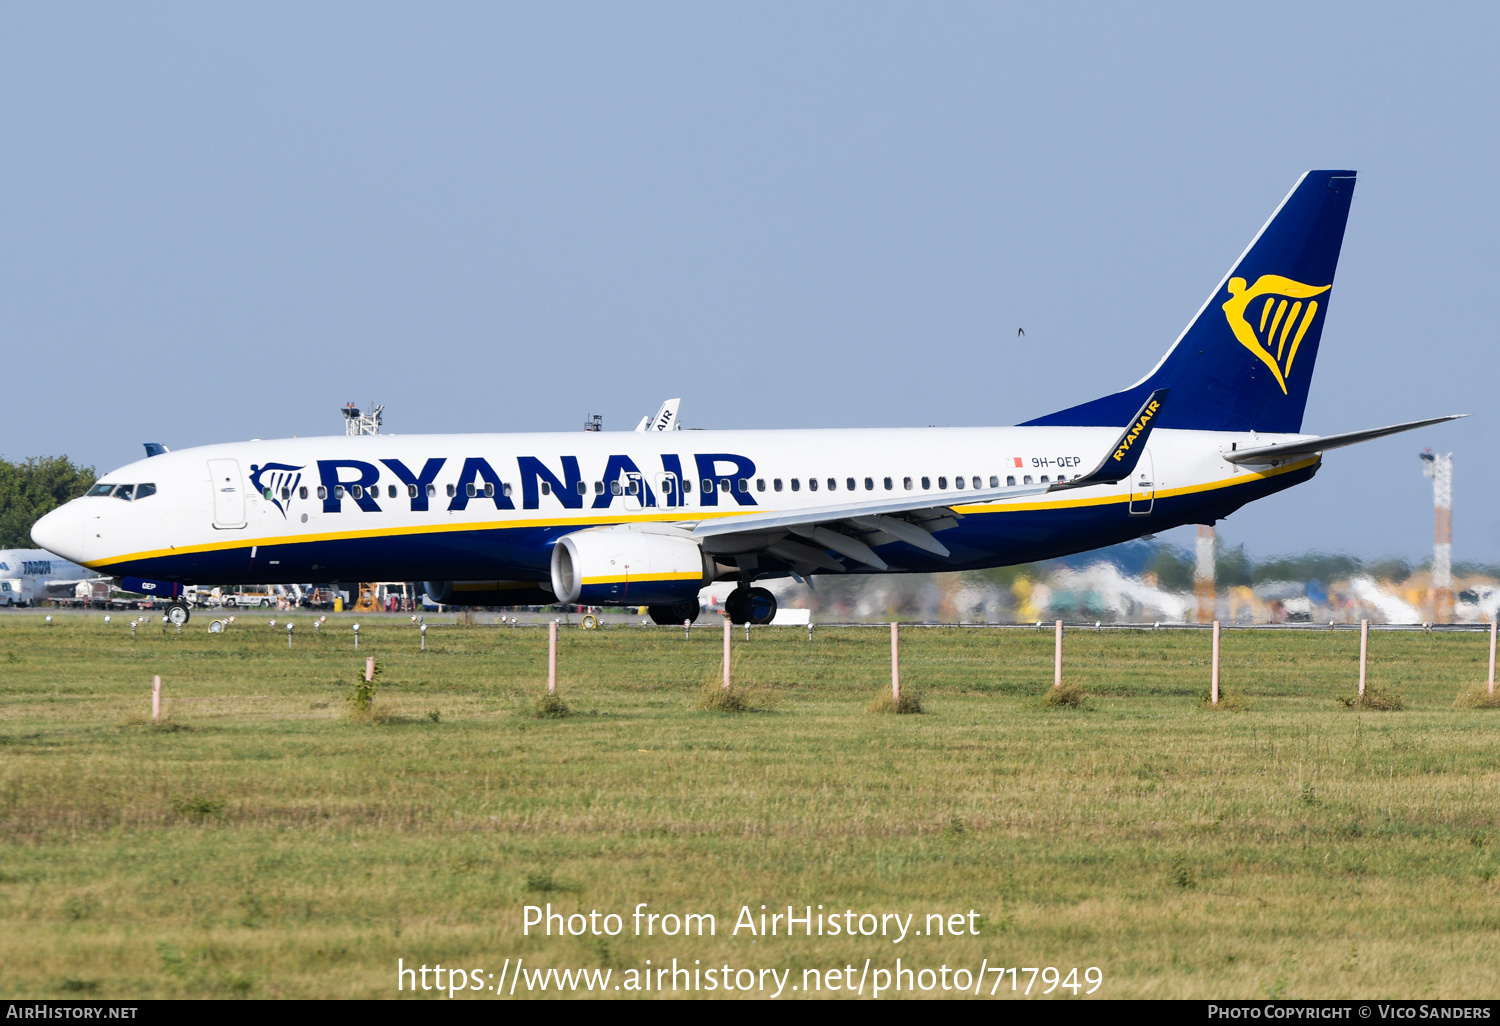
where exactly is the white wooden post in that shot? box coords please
[1054,620,1063,688]
[1358,619,1369,698]
[151,675,161,722]
[547,620,557,695]
[890,621,900,705]
[365,656,375,683]
[1211,621,1220,705]
[722,617,731,690]
[1488,619,1496,695]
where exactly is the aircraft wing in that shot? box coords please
[1223,414,1466,465]
[687,391,1171,574]
[688,481,1052,571]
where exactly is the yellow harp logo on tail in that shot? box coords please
[1221,275,1331,394]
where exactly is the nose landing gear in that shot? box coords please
[166,602,191,626]
[724,586,777,625]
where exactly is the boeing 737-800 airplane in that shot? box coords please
[32,170,1460,626]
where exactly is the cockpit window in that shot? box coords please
[88,483,115,497]
[113,484,135,500]
[135,483,157,499]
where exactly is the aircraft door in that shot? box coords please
[1128,450,1155,515]
[654,472,679,508]
[621,471,647,511]
[208,458,247,528]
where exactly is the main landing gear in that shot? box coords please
[647,601,701,626]
[724,586,776,626]
[166,602,191,626]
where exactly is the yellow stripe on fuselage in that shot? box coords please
[86,457,1317,570]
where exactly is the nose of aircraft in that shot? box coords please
[31,502,84,562]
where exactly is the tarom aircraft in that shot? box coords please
[32,169,1461,626]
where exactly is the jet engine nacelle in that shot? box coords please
[549,524,710,606]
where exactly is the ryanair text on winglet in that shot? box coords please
[1111,400,1161,462]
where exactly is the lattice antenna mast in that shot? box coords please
[1419,449,1453,622]
[342,401,384,436]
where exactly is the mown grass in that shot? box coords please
[0,614,1498,999]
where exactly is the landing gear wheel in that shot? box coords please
[648,601,700,626]
[166,602,191,626]
[724,588,749,625]
[746,587,777,625]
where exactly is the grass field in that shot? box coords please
[1,612,1497,1000]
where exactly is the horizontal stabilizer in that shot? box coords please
[1049,389,1168,492]
[1223,414,1466,465]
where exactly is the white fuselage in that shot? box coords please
[31,425,1317,592]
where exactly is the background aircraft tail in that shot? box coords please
[1024,170,1356,433]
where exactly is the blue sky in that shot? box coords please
[2,3,1495,562]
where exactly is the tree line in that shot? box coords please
[0,456,96,549]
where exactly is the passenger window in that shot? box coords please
[847,477,857,491]
[486,482,496,497]
[282,487,291,500]
[541,482,551,495]
[937,477,947,489]
[627,480,639,495]
[407,484,417,498]
[388,484,397,499]
[299,486,308,500]
[953,477,964,489]
[883,477,892,490]
[594,481,604,494]
[611,481,622,496]
[446,483,455,497]
[903,477,912,490]
[334,485,346,499]
[808,478,818,491]
[466,483,477,498]
[503,483,513,497]
[351,485,364,499]
[87,483,115,497]
[1006,476,1015,487]
[701,478,712,493]
[990,476,999,488]
[682,479,691,494]
[1040,475,1049,484]
[756,478,766,492]
[1023,475,1033,485]
[774,479,783,492]
[576,481,587,495]
[262,488,272,500]
[791,479,801,492]
[317,486,328,500]
[737,479,748,493]
[136,483,157,499]
[921,477,930,489]
[720,479,730,492]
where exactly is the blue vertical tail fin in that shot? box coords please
[1024,170,1356,433]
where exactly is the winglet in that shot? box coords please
[1049,388,1168,492]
